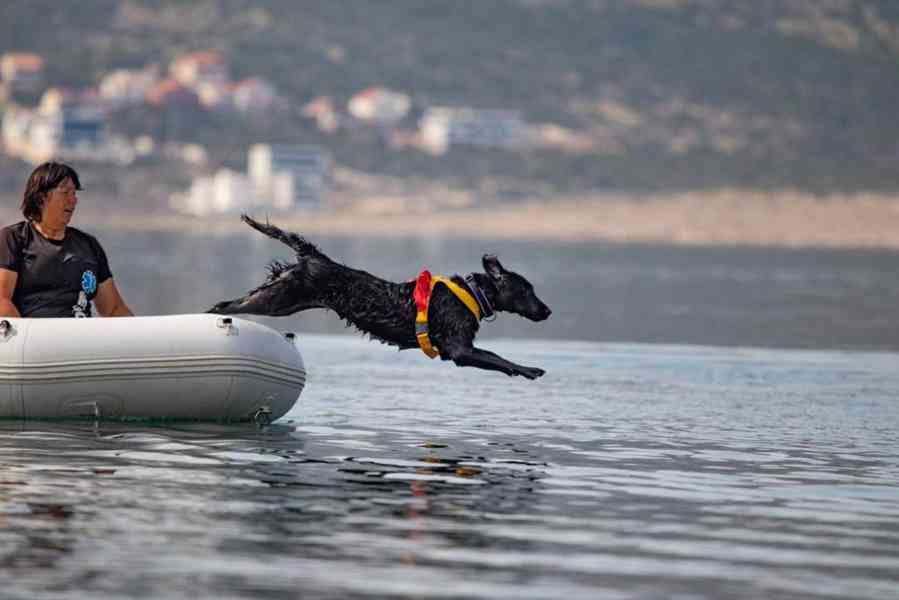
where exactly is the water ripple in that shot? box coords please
[0,340,898,599]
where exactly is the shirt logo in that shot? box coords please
[81,270,97,295]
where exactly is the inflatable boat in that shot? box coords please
[0,314,305,421]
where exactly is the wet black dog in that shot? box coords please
[209,216,552,379]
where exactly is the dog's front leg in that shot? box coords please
[444,345,545,380]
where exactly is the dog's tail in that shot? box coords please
[242,214,324,258]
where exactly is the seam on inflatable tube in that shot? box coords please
[0,355,306,386]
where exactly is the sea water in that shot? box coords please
[1,337,897,599]
[1,232,898,599]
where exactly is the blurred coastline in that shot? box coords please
[3,2,899,251]
[3,188,899,250]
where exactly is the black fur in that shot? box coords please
[209,216,552,379]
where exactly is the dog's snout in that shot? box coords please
[530,303,551,321]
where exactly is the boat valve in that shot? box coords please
[253,406,273,427]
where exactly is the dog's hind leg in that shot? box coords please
[208,261,326,316]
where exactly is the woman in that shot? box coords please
[0,162,133,318]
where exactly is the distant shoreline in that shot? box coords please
[3,188,899,250]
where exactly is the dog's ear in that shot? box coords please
[482,254,505,281]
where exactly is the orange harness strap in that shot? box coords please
[413,270,481,358]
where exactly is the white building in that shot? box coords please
[232,78,283,114]
[99,66,160,107]
[33,88,107,159]
[0,52,44,93]
[170,51,228,88]
[348,87,411,124]
[302,96,340,133]
[249,144,326,208]
[210,169,257,213]
[2,87,127,164]
[419,107,525,154]
[194,79,229,109]
[171,169,260,216]
[2,107,33,154]
[171,144,328,216]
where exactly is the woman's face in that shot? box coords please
[41,177,78,228]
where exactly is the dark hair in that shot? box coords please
[21,162,83,222]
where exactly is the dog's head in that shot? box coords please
[482,255,551,322]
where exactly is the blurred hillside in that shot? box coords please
[2,0,899,195]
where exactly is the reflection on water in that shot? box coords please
[1,337,898,599]
[98,228,899,350]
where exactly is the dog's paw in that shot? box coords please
[518,366,546,380]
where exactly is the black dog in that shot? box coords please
[209,216,552,379]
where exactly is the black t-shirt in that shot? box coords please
[0,221,113,317]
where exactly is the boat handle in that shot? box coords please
[216,317,237,335]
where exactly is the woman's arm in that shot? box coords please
[94,278,133,317]
[0,269,21,318]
